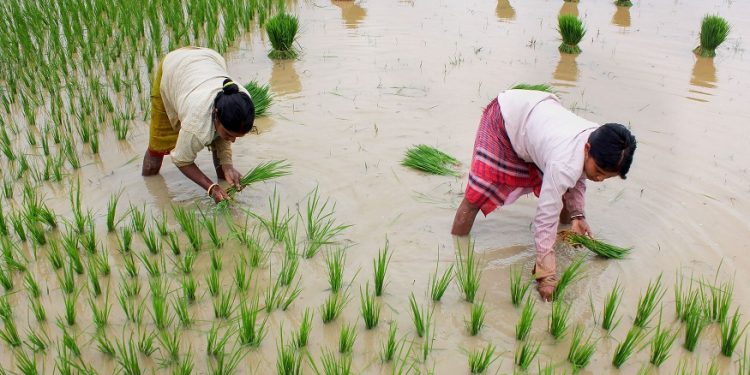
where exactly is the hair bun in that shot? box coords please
[222,78,239,94]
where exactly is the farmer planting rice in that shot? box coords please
[451,89,636,301]
[141,47,255,203]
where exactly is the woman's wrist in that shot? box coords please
[207,183,219,197]
[570,214,585,221]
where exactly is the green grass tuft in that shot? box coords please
[466,298,486,336]
[360,283,381,329]
[694,15,730,57]
[402,144,460,176]
[409,293,433,338]
[244,81,273,116]
[455,241,483,303]
[266,13,299,60]
[557,14,586,54]
[430,262,453,302]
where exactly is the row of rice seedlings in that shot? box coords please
[468,343,497,374]
[557,14,586,54]
[633,274,665,328]
[455,242,483,303]
[401,144,460,176]
[303,187,350,258]
[360,283,381,329]
[563,231,632,259]
[429,261,454,302]
[612,325,647,368]
[549,299,572,339]
[338,321,358,354]
[266,13,300,60]
[466,298,486,336]
[293,308,313,348]
[516,295,537,341]
[373,240,392,297]
[509,266,530,307]
[694,15,731,58]
[552,255,586,301]
[600,280,623,332]
[567,325,597,371]
[409,293,434,338]
[720,308,747,357]
[514,339,541,371]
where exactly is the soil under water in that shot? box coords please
[2,0,750,373]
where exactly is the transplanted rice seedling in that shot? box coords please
[694,15,731,57]
[310,348,352,375]
[548,299,572,340]
[172,206,202,251]
[266,13,299,60]
[360,283,381,329]
[62,291,78,325]
[130,204,146,233]
[338,321,358,354]
[0,315,21,347]
[201,211,223,248]
[25,327,49,353]
[552,255,586,301]
[563,232,632,259]
[515,339,541,371]
[612,325,647,368]
[210,249,224,271]
[601,280,623,332]
[557,14,586,54]
[320,290,350,323]
[276,334,303,375]
[207,267,221,297]
[15,348,38,375]
[118,227,133,253]
[23,272,40,299]
[720,308,747,357]
[303,187,350,259]
[373,240,392,297]
[154,211,169,236]
[649,311,678,366]
[29,296,46,322]
[511,83,555,93]
[157,329,182,364]
[234,256,253,292]
[257,188,292,242]
[379,323,400,362]
[402,144,460,176]
[174,296,192,327]
[567,325,597,371]
[705,278,733,323]
[430,261,453,302]
[468,343,497,374]
[167,232,181,256]
[226,160,291,197]
[633,275,665,328]
[683,298,707,352]
[244,81,273,116]
[213,290,236,319]
[516,295,536,341]
[115,336,141,375]
[142,228,162,254]
[89,294,111,330]
[467,298,486,336]
[455,242,483,303]
[327,248,346,293]
[106,193,121,232]
[509,266,530,307]
[409,293,434,338]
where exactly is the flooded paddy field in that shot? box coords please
[1,0,750,373]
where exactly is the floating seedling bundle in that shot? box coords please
[402,144,460,176]
[244,81,273,116]
[557,14,586,54]
[560,231,632,259]
[694,15,730,58]
[266,12,300,59]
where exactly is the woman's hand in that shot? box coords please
[210,185,230,203]
[221,164,242,191]
[571,218,592,237]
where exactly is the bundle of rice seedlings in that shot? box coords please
[373,240,392,297]
[226,160,291,196]
[612,326,647,368]
[338,322,357,354]
[402,144,460,176]
[266,12,299,60]
[562,231,631,259]
[694,15,730,58]
[408,293,433,338]
[244,81,273,116]
[615,0,633,7]
[510,83,555,93]
[557,14,586,54]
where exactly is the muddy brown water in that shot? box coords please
[2,0,750,373]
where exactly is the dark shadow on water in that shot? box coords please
[559,2,579,17]
[496,0,516,22]
[331,0,367,29]
[553,53,579,86]
[270,60,302,96]
[611,6,631,27]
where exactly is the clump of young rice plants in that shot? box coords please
[266,12,299,60]
[167,232,181,255]
[567,325,597,371]
[511,83,555,93]
[720,308,747,357]
[510,266,530,307]
[373,240,392,297]
[106,193,121,232]
[115,336,141,375]
[557,14,586,54]
[649,311,678,366]
[129,204,147,233]
[633,274,665,328]
[276,335,303,375]
[409,293,434,338]
[562,231,632,259]
[244,81,273,116]
[549,299,572,339]
[226,160,291,197]
[338,321,358,354]
[200,210,224,248]
[310,348,353,375]
[468,343,497,374]
[466,298,486,336]
[15,348,38,374]
[694,15,731,57]
[705,278,733,323]
[157,329,182,364]
[25,327,49,353]
[29,296,46,322]
[612,325,647,368]
[0,314,21,347]
[402,144,460,176]
[327,248,346,293]
[213,289,236,319]
[429,262,454,301]
[552,255,586,301]
[293,308,313,348]
[321,290,350,324]
[683,298,707,352]
[455,241,483,303]
[514,339,541,371]
[0,265,14,291]
[601,280,623,332]
[360,283,381,329]
[238,294,268,347]
[89,294,111,330]
[174,296,192,327]
[154,211,169,237]
[257,188,292,242]
[516,295,536,341]
[172,206,202,251]
[303,187,350,258]
[118,227,133,253]
[142,228,162,254]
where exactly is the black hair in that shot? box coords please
[213,78,255,134]
[588,123,636,179]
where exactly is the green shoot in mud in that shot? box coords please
[118,227,133,253]
[279,250,300,287]
[87,259,102,296]
[633,274,665,328]
[564,232,631,259]
[210,249,223,271]
[379,323,399,362]
[510,266,530,307]
[214,290,236,319]
[706,278,733,323]
[234,256,252,292]
[511,83,555,93]
[0,315,21,347]
[266,13,299,60]
[174,296,192,327]
[516,295,536,341]
[26,327,50,353]
[226,160,291,197]
[360,283,381,329]
[106,193,121,232]
[244,81,273,116]
[549,299,571,340]
[720,308,747,357]
[455,242,483,303]
[612,326,647,368]
[311,348,353,375]
[89,294,111,330]
[115,336,141,375]
[373,240,392,297]
[129,204,146,233]
[552,255,586,301]
[0,265,13,291]
[23,272,40,298]
[402,144,460,176]
[167,232,181,255]
[294,308,313,348]
[601,280,623,331]
[515,339,541,371]
[321,290,350,323]
[206,323,232,357]
[277,335,303,375]
[30,295,46,322]
[327,248,346,293]
[173,206,202,251]
[467,298,486,336]
[154,211,169,236]
[649,311,678,366]
[207,267,221,297]
[258,188,292,242]
[567,325,597,371]
[157,329,182,364]
[201,210,224,248]
[468,343,497,374]
[338,321,358,354]
[430,262,454,301]
[142,228,162,254]
[558,14,586,54]
[238,294,268,347]
[409,293,434,338]
[694,15,730,57]
[303,186,350,258]
[97,333,116,356]
[683,297,707,352]
[16,349,38,375]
